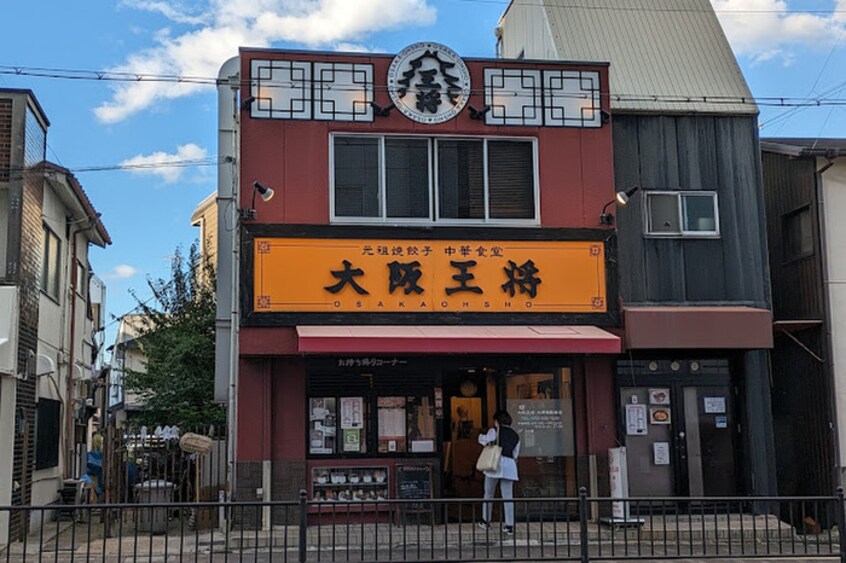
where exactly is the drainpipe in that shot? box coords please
[66,218,96,479]
[217,56,241,506]
[815,154,843,489]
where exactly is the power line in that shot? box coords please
[0,157,226,184]
[4,64,846,108]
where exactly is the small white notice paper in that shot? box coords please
[625,404,648,435]
[703,397,726,414]
[653,442,670,465]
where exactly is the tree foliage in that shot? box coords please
[123,243,224,428]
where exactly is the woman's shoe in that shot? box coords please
[478,521,491,530]
[502,525,514,535]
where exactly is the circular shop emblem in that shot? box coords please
[387,42,471,124]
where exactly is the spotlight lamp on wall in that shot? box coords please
[468,105,491,120]
[240,96,257,111]
[240,181,275,220]
[370,101,395,117]
[599,186,640,225]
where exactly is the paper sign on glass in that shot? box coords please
[653,442,670,465]
[704,397,726,414]
[625,404,647,435]
[650,407,671,425]
[340,397,364,429]
[649,388,670,405]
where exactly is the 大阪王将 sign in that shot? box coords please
[253,237,607,314]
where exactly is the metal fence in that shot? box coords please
[1,489,844,562]
[102,424,227,507]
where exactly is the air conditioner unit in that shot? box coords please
[0,287,19,376]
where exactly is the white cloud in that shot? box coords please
[121,1,210,25]
[334,42,376,53]
[711,0,846,61]
[96,0,437,123]
[120,143,208,183]
[105,265,140,280]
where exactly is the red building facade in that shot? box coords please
[231,44,622,516]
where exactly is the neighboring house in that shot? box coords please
[499,0,776,497]
[191,192,218,274]
[760,138,846,496]
[0,89,110,543]
[108,314,150,426]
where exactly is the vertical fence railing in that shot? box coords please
[0,493,842,561]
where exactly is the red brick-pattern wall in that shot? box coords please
[0,99,11,182]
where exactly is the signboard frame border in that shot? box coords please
[241,224,619,326]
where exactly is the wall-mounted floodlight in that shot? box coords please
[599,186,640,225]
[370,101,395,117]
[240,181,275,220]
[468,105,491,120]
[240,96,257,111]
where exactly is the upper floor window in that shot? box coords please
[41,225,61,300]
[331,135,538,225]
[782,205,813,262]
[24,105,46,168]
[76,259,88,299]
[645,191,719,238]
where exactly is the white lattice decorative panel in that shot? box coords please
[483,68,543,126]
[251,60,312,120]
[313,63,374,122]
[543,70,601,128]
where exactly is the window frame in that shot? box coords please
[781,204,815,263]
[35,398,61,470]
[643,190,720,239]
[41,225,61,301]
[76,259,88,299]
[329,133,540,226]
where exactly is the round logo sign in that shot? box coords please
[387,42,471,124]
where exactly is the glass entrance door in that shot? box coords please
[620,382,736,497]
[505,369,577,498]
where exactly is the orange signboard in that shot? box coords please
[253,238,606,313]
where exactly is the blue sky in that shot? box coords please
[1,0,844,347]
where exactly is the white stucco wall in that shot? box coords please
[0,376,16,544]
[820,157,846,478]
[30,181,100,515]
[33,186,67,510]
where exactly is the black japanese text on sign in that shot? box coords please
[254,238,606,313]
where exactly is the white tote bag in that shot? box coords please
[475,431,502,472]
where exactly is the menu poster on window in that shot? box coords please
[649,388,670,405]
[507,398,574,456]
[650,407,671,425]
[407,396,436,441]
[625,404,648,436]
[377,396,406,453]
[309,397,337,454]
[343,429,360,452]
[340,397,364,429]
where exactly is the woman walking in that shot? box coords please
[477,410,520,535]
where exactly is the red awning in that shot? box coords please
[624,306,773,349]
[295,325,621,355]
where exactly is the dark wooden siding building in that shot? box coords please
[761,139,845,496]
[499,0,778,498]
